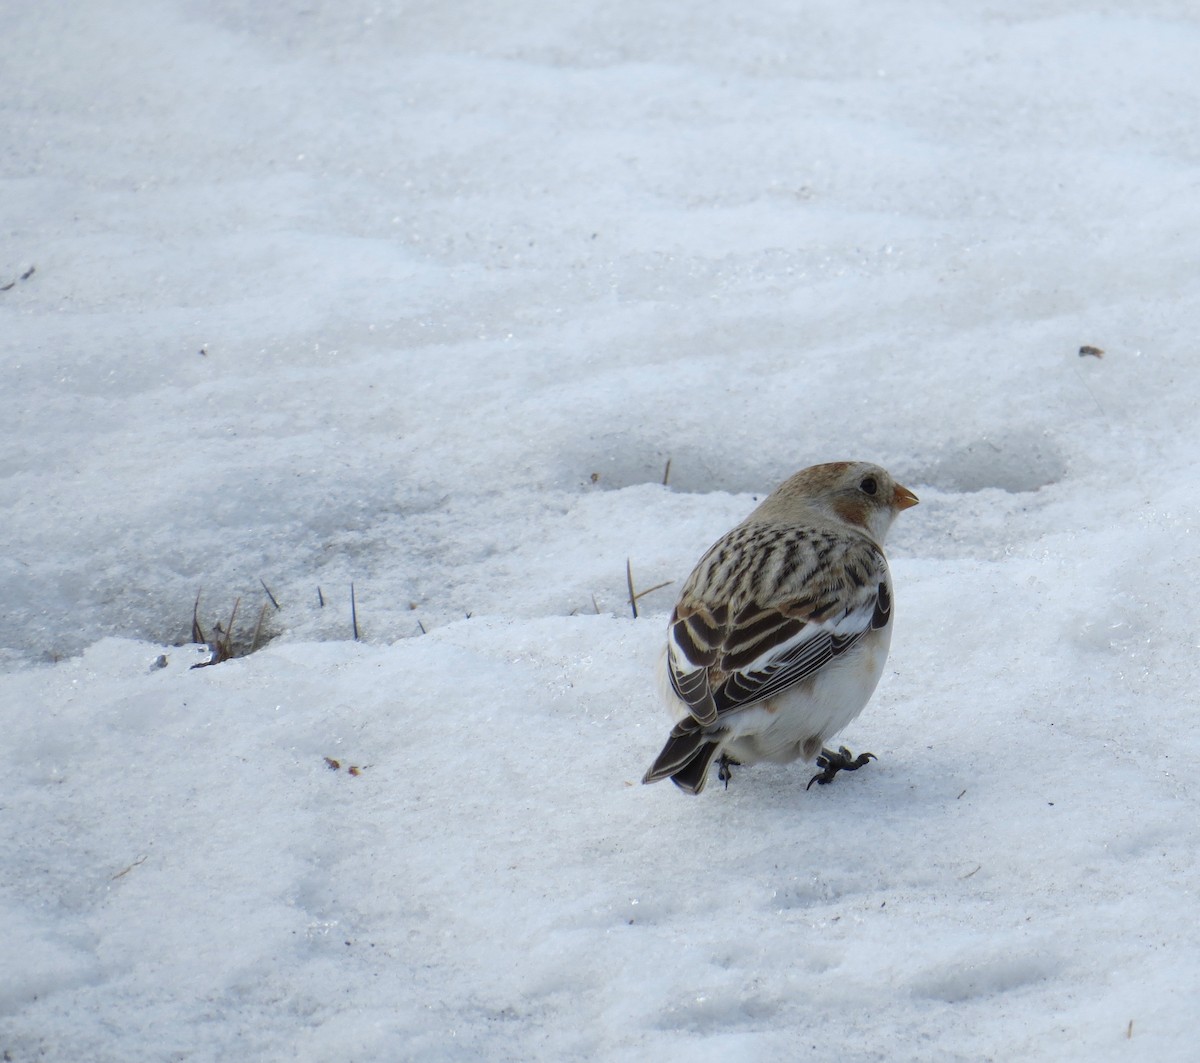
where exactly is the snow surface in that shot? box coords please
[3,0,1200,1059]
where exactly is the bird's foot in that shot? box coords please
[717,753,740,789]
[806,746,876,790]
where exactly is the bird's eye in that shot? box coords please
[860,477,878,495]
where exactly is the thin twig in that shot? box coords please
[662,457,672,485]
[350,582,359,640]
[0,265,35,291]
[111,854,148,881]
[416,619,426,634]
[317,586,325,607]
[259,578,280,610]
[626,559,638,619]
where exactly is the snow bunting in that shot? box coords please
[643,461,918,794]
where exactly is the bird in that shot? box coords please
[642,461,918,795]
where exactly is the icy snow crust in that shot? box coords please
[2,1,1199,1059]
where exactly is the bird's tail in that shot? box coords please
[642,718,725,795]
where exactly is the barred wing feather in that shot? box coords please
[667,569,891,724]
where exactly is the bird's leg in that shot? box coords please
[806,746,877,790]
[717,753,738,789]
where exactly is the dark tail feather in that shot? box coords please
[642,721,724,795]
[666,741,723,794]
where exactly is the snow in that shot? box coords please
[3,0,1199,1059]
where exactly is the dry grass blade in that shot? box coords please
[250,603,269,654]
[626,559,674,619]
[191,596,244,667]
[224,597,240,644]
[188,588,278,667]
[192,589,206,644]
[635,580,674,601]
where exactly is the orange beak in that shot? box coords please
[892,483,920,510]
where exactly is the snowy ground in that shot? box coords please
[3,1,1200,1059]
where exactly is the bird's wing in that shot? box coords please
[667,537,890,725]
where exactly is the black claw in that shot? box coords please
[717,753,739,789]
[806,746,877,790]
